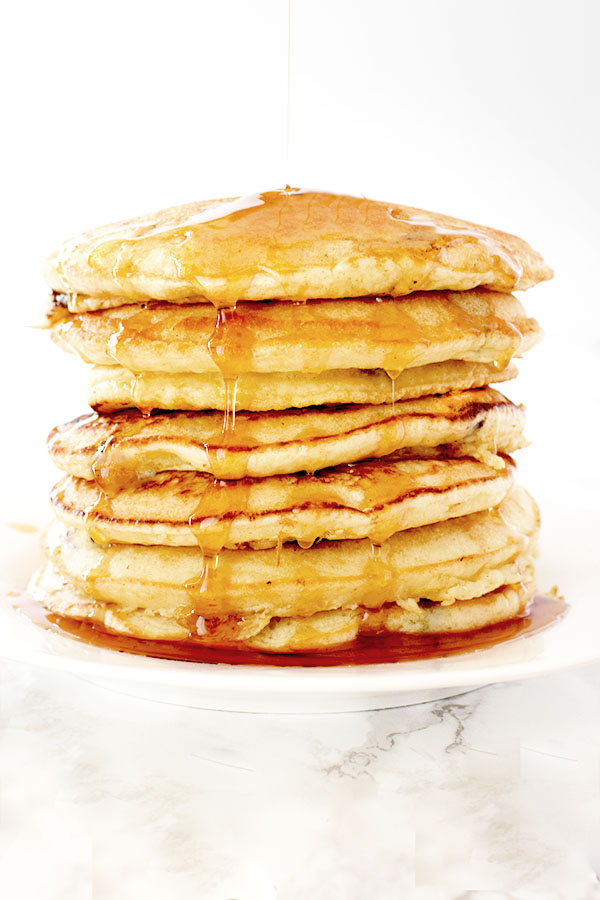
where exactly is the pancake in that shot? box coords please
[31,567,533,651]
[43,189,552,307]
[48,388,526,481]
[37,190,550,658]
[51,291,542,376]
[87,359,518,413]
[50,454,517,548]
[247,583,534,651]
[41,486,538,623]
[36,487,538,649]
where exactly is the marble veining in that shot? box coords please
[1,661,600,899]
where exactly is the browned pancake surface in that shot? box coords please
[50,454,517,548]
[48,387,526,480]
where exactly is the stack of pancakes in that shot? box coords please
[33,190,551,653]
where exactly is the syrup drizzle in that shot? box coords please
[286,0,293,184]
[184,301,249,627]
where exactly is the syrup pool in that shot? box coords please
[19,594,566,669]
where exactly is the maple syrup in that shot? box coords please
[90,421,152,495]
[388,208,525,285]
[183,301,248,600]
[20,594,567,667]
[56,293,529,380]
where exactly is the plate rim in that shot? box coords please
[1,493,598,700]
[1,598,597,697]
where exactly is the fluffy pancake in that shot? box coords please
[42,486,538,622]
[38,191,551,657]
[32,567,533,650]
[36,487,538,649]
[48,388,526,481]
[87,359,518,413]
[43,190,552,307]
[247,583,533,651]
[50,454,517,547]
[51,291,542,375]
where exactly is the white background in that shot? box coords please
[1,0,599,513]
[1,5,600,898]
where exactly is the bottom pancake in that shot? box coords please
[31,564,533,652]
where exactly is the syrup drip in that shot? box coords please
[184,303,249,623]
[364,540,394,599]
[106,307,154,372]
[222,377,239,434]
[91,427,149,495]
[79,485,114,546]
[386,370,401,412]
[21,594,567,667]
[207,307,254,379]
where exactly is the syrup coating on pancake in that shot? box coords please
[44,189,552,308]
[50,454,517,548]
[51,291,541,375]
[40,487,539,630]
[30,569,543,652]
[87,359,519,414]
[48,387,526,483]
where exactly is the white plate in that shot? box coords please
[1,494,598,713]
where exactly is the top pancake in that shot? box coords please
[44,190,552,309]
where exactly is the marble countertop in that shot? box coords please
[1,659,599,899]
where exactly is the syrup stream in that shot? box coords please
[286,0,293,185]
